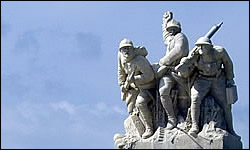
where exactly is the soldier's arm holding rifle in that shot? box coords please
[121,67,137,101]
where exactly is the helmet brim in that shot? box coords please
[166,25,180,30]
[119,44,133,49]
[195,42,212,46]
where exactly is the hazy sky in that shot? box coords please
[1,1,249,149]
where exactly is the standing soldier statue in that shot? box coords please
[118,39,148,115]
[176,22,240,138]
[158,11,189,130]
[118,39,156,139]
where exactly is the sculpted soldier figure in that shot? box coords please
[118,38,156,139]
[118,39,148,115]
[158,11,189,130]
[176,36,239,137]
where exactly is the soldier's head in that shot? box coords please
[119,38,136,61]
[195,37,213,55]
[166,19,181,35]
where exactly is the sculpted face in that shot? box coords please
[120,46,135,61]
[198,44,212,55]
[167,27,179,36]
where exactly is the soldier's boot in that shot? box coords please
[224,108,241,139]
[160,95,177,130]
[142,127,154,139]
[138,104,154,139]
[189,123,199,137]
[188,103,200,137]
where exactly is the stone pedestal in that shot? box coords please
[124,115,145,137]
[133,126,242,149]
[114,96,242,149]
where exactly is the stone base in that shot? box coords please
[124,115,145,137]
[114,96,242,149]
[133,127,242,149]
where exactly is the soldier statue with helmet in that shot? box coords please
[157,11,190,130]
[118,38,156,139]
[175,23,240,138]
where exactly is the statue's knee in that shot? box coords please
[135,97,146,108]
[160,95,172,105]
[191,93,202,105]
[159,87,171,97]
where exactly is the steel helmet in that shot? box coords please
[119,39,134,49]
[195,37,212,46]
[166,19,181,31]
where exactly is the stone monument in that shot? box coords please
[114,11,242,149]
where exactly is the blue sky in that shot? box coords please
[1,1,249,149]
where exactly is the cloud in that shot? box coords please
[51,101,76,115]
[2,102,51,136]
[1,20,12,36]
[2,100,126,148]
[10,28,102,62]
[1,73,30,99]
[84,101,127,117]
[75,32,102,59]
[2,28,104,104]
[96,101,109,112]
[14,30,40,54]
[112,105,127,116]
[42,79,70,99]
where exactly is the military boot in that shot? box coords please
[138,104,154,139]
[188,123,199,137]
[161,95,177,130]
[142,127,154,139]
[188,104,200,137]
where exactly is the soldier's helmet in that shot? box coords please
[195,37,212,46]
[119,39,134,49]
[166,19,181,31]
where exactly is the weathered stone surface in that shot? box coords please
[114,96,242,149]
[124,115,145,137]
[133,126,242,149]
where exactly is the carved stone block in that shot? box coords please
[124,115,145,137]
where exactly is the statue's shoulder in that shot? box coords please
[134,46,148,57]
[132,55,149,65]
[213,45,226,54]
[213,45,229,59]
[134,55,146,61]
[175,32,188,40]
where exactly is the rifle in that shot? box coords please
[121,67,137,101]
[205,22,223,39]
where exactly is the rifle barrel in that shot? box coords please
[204,22,223,39]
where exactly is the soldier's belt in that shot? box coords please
[198,69,222,79]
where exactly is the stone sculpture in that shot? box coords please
[176,36,239,138]
[118,39,156,139]
[158,11,189,130]
[114,11,242,149]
